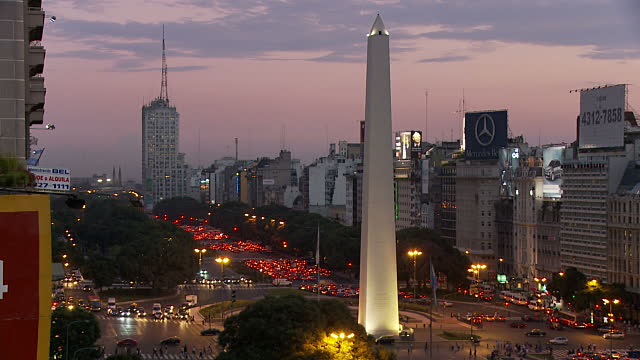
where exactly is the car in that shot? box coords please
[160,337,181,345]
[117,338,138,347]
[548,337,568,345]
[440,301,453,307]
[82,285,92,292]
[495,315,506,322]
[545,160,562,181]
[525,329,546,337]
[549,322,563,331]
[200,328,221,336]
[598,326,615,334]
[375,335,395,344]
[511,322,528,328]
[137,307,147,317]
[470,335,481,344]
[484,315,495,322]
[603,330,625,339]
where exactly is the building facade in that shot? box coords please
[0,0,47,159]
[141,31,188,206]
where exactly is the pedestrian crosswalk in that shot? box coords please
[107,353,216,359]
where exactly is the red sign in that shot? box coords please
[0,195,51,360]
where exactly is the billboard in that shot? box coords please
[395,131,411,159]
[543,146,565,198]
[464,110,508,160]
[0,195,52,360]
[411,131,422,158]
[28,166,71,192]
[579,84,626,149]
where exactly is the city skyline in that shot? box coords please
[37,0,640,179]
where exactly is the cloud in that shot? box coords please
[420,55,471,63]
[44,0,640,67]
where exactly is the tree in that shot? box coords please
[217,295,395,360]
[51,198,198,289]
[396,228,470,289]
[0,154,34,188]
[50,307,101,360]
[547,267,587,302]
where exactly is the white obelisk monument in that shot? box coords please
[358,14,399,338]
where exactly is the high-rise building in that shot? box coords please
[0,0,47,159]
[393,131,422,230]
[141,27,188,206]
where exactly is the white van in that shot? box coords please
[272,278,292,286]
[107,298,116,314]
[152,303,163,319]
[528,300,541,311]
[512,294,528,306]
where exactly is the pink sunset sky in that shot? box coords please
[37,0,640,180]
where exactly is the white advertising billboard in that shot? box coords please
[542,146,565,198]
[579,84,626,149]
[28,166,71,192]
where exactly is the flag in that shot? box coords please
[430,259,438,306]
[27,148,45,166]
[316,224,320,267]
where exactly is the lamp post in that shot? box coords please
[72,346,99,360]
[329,332,355,356]
[194,248,207,268]
[468,264,487,282]
[216,257,230,279]
[408,250,423,299]
[602,298,620,356]
[65,319,90,360]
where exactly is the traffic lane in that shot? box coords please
[97,316,220,354]
[471,320,639,351]
[114,284,272,316]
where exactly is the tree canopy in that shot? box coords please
[217,295,395,360]
[152,196,208,220]
[51,197,197,288]
[0,154,34,187]
[50,307,101,360]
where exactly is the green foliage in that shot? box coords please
[547,267,586,302]
[396,228,470,288]
[0,154,33,188]
[50,307,101,360]
[573,282,629,312]
[153,196,208,220]
[217,295,394,360]
[51,198,198,289]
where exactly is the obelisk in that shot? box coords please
[358,14,399,338]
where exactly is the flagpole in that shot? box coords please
[429,257,437,360]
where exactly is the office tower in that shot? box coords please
[142,27,187,206]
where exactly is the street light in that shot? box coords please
[216,257,230,279]
[65,319,90,360]
[408,250,423,299]
[602,298,620,356]
[468,264,487,282]
[194,248,207,267]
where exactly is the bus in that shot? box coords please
[88,296,101,312]
[556,311,590,328]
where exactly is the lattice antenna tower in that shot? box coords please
[160,24,169,102]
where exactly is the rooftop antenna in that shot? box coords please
[197,129,201,168]
[425,90,428,143]
[160,24,169,102]
[235,137,238,161]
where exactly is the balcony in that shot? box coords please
[28,108,44,125]
[27,76,45,105]
[27,45,45,76]
[27,8,45,42]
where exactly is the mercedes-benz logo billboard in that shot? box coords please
[475,113,495,146]
[464,110,508,160]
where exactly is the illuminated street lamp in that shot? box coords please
[408,250,423,299]
[468,264,487,282]
[216,256,230,278]
[602,298,621,355]
[194,248,207,267]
